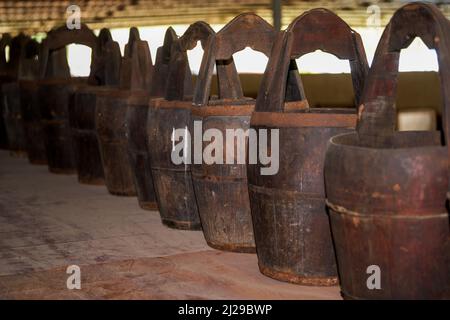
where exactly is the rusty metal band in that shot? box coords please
[73,128,97,134]
[191,105,254,117]
[191,171,246,183]
[326,199,448,219]
[150,98,193,110]
[150,166,192,172]
[96,88,131,99]
[251,111,357,128]
[126,92,150,105]
[75,85,102,95]
[248,184,324,200]
[284,100,310,111]
[258,264,338,286]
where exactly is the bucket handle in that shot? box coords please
[102,39,122,87]
[193,13,276,106]
[357,2,450,148]
[255,8,369,113]
[165,21,215,101]
[90,28,115,85]
[39,24,98,81]
[119,27,153,92]
[151,27,178,97]
[17,36,40,80]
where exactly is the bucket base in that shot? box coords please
[108,190,136,197]
[161,219,202,231]
[139,201,159,211]
[78,177,105,186]
[10,150,27,158]
[258,264,338,286]
[206,241,256,254]
[340,291,360,300]
[49,168,76,175]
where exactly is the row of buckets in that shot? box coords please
[0,2,449,299]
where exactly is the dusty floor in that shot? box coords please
[0,150,341,299]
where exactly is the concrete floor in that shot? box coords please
[0,150,341,299]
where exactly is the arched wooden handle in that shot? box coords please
[255,8,369,113]
[96,28,113,56]
[165,21,215,101]
[103,40,121,86]
[6,34,35,78]
[123,27,141,59]
[120,27,153,92]
[90,28,116,85]
[39,24,97,79]
[17,37,40,79]
[194,13,276,105]
[357,2,450,147]
[151,27,178,97]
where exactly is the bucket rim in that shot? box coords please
[328,131,446,152]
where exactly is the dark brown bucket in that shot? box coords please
[247,9,368,285]
[21,80,45,165]
[69,28,117,185]
[125,28,158,210]
[0,34,13,150]
[147,24,213,228]
[190,14,276,252]
[324,3,450,299]
[16,38,43,165]
[96,28,152,196]
[21,46,68,165]
[1,34,30,157]
[3,81,27,157]
[38,24,98,174]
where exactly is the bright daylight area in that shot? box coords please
[66,25,439,76]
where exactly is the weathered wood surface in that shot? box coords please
[248,8,368,286]
[325,2,450,299]
[96,27,152,197]
[191,14,276,251]
[38,24,97,174]
[22,45,67,166]
[69,28,115,185]
[124,27,158,209]
[147,24,211,229]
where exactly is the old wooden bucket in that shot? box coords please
[147,24,213,228]
[69,28,118,185]
[124,28,158,210]
[19,39,47,165]
[38,24,98,174]
[21,45,68,165]
[2,34,31,158]
[247,9,368,285]
[96,28,151,196]
[191,14,276,252]
[324,2,450,299]
[0,34,13,150]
